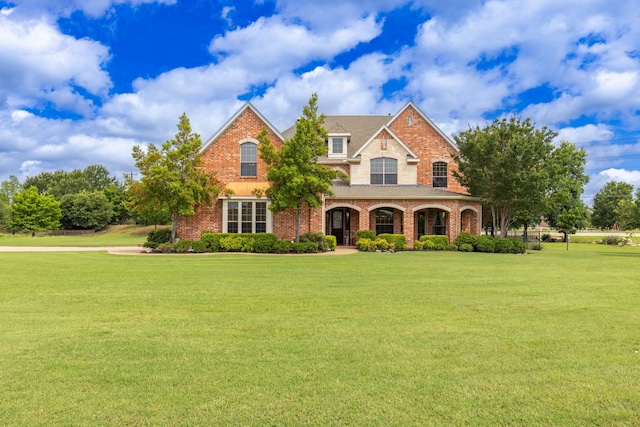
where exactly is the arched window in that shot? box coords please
[240,143,257,177]
[370,158,397,185]
[433,161,447,187]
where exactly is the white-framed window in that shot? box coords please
[371,158,397,185]
[223,199,271,233]
[240,143,257,177]
[328,134,348,158]
[433,161,447,188]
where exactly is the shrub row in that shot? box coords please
[145,231,336,254]
[451,232,526,254]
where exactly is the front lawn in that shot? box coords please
[1,245,639,425]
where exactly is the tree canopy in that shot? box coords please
[591,181,634,230]
[60,191,114,230]
[453,116,562,237]
[128,113,220,242]
[258,93,343,241]
[9,186,62,235]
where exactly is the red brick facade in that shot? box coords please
[176,102,481,246]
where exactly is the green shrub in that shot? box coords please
[422,240,436,251]
[509,238,526,254]
[474,235,495,253]
[541,233,553,242]
[200,232,229,252]
[446,244,458,251]
[355,230,376,242]
[143,241,159,249]
[419,235,449,247]
[458,243,474,252]
[147,228,171,245]
[373,238,390,251]
[494,238,513,254]
[378,234,407,251]
[531,242,543,250]
[601,235,622,245]
[191,239,208,253]
[300,232,329,252]
[413,240,424,251]
[173,239,192,253]
[454,231,477,247]
[155,242,173,253]
[273,240,292,254]
[325,235,337,251]
[291,241,319,253]
[253,233,278,253]
[356,238,373,251]
[433,243,446,251]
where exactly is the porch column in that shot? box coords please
[359,208,370,232]
[404,209,415,248]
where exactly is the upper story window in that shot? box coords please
[328,134,349,158]
[371,158,397,185]
[240,143,257,177]
[433,161,447,187]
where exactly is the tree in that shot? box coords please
[60,191,114,230]
[614,188,640,231]
[0,175,22,229]
[544,141,590,246]
[258,93,343,242]
[129,113,220,243]
[453,116,557,237]
[591,181,634,229]
[9,186,62,235]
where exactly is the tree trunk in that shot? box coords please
[295,205,302,242]
[523,223,528,246]
[171,213,178,244]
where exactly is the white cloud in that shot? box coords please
[0,9,111,114]
[8,0,177,18]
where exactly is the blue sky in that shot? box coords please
[1,0,640,204]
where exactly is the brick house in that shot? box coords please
[177,101,482,246]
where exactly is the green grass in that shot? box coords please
[0,225,162,246]
[1,245,639,425]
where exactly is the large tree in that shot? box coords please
[544,141,590,244]
[129,113,220,243]
[591,181,634,230]
[60,191,114,230]
[453,116,558,237]
[1,175,22,229]
[10,186,62,235]
[614,188,640,231]
[258,93,342,241]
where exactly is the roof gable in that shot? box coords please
[201,102,284,152]
[353,125,419,159]
[388,101,458,151]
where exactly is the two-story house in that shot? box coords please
[177,101,481,246]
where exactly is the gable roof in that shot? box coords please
[282,102,457,157]
[389,101,459,151]
[353,125,419,159]
[201,102,284,152]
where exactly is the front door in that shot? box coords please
[327,208,350,245]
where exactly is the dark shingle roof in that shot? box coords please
[282,115,391,156]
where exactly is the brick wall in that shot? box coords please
[388,105,468,194]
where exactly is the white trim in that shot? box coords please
[222,199,273,233]
[368,203,406,213]
[411,204,452,213]
[238,137,260,145]
[353,125,418,160]
[460,205,478,213]
[325,203,362,213]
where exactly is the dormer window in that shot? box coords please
[328,134,349,158]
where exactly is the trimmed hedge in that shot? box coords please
[355,230,376,242]
[356,238,394,252]
[419,235,449,246]
[147,228,171,245]
[454,231,477,248]
[378,234,407,251]
[325,235,337,251]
